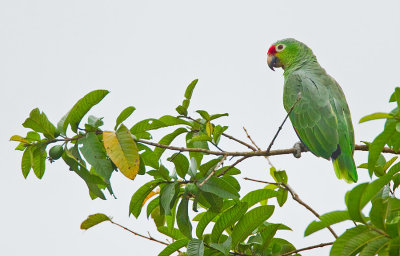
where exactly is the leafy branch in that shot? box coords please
[10,81,400,256]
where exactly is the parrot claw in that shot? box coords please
[293,141,307,158]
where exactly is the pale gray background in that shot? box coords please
[1,0,399,255]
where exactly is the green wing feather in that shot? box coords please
[283,72,338,159]
[283,70,357,183]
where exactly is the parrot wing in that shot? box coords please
[283,72,339,159]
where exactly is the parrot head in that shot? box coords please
[267,38,315,71]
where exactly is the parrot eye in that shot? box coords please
[276,44,286,52]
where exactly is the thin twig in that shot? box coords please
[108,219,169,246]
[243,177,338,239]
[218,156,250,177]
[280,242,333,256]
[266,97,301,153]
[243,127,275,168]
[243,127,261,151]
[222,132,257,151]
[199,155,227,186]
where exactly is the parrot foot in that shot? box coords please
[293,141,307,158]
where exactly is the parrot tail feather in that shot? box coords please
[332,151,358,183]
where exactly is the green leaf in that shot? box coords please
[129,179,162,218]
[210,113,229,121]
[259,223,291,251]
[62,90,109,133]
[22,108,57,139]
[212,125,228,145]
[80,132,113,182]
[196,209,219,239]
[276,188,288,207]
[361,162,400,208]
[221,176,240,192]
[189,157,198,178]
[157,226,186,240]
[199,192,223,212]
[32,146,46,179]
[390,88,400,102]
[241,189,277,208]
[187,239,204,256]
[115,106,136,130]
[370,198,389,230]
[21,147,32,178]
[177,197,192,239]
[359,112,393,123]
[210,236,231,255]
[130,118,168,135]
[330,226,369,256]
[198,176,239,199]
[138,143,159,169]
[176,105,188,116]
[266,238,296,255]
[270,168,288,183]
[305,210,350,236]
[211,202,248,243]
[394,88,400,109]
[62,148,106,199]
[199,158,221,174]
[196,110,210,120]
[87,115,104,128]
[359,236,390,256]
[166,198,178,230]
[343,230,383,256]
[346,183,368,223]
[57,113,68,136]
[154,128,187,160]
[186,132,209,166]
[389,236,400,256]
[231,205,275,247]
[369,122,397,174]
[185,79,198,100]
[80,213,110,230]
[160,182,177,215]
[151,206,166,227]
[159,115,193,127]
[169,153,189,178]
[147,197,160,218]
[158,239,189,256]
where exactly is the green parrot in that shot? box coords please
[267,38,357,183]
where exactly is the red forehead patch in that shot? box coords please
[267,45,276,55]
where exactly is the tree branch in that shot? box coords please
[136,139,399,157]
[199,155,227,186]
[218,156,250,177]
[108,219,169,246]
[222,132,257,151]
[280,242,333,256]
[266,96,301,153]
[243,177,338,239]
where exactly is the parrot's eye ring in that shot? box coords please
[276,44,285,52]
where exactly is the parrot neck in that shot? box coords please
[283,56,318,77]
[283,46,318,76]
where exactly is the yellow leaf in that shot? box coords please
[10,135,29,144]
[206,121,213,137]
[142,188,160,206]
[103,126,140,180]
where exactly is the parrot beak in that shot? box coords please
[267,55,280,71]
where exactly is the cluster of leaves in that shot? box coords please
[303,87,400,255]
[11,80,298,255]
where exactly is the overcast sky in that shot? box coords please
[1,1,400,255]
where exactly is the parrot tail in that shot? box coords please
[332,151,358,183]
